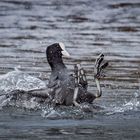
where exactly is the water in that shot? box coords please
[0,0,140,139]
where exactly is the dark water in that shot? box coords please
[0,0,140,139]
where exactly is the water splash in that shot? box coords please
[0,69,139,118]
[9,97,40,109]
[106,92,140,115]
[0,69,47,109]
[0,69,46,93]
[0,95,13,109]
[40,105,92,119]
[41,107,61,119]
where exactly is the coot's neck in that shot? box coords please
[50,61,67,71]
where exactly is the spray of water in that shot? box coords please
[0,69,46,109]
[106,92,140,115]
[0,69,140,119]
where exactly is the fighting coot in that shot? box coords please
[46,43,108,107]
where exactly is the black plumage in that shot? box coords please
[46,43,96,106]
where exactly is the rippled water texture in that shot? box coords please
[0,0,140,139]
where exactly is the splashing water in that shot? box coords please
[0,69,46,108]
[0,69,46,93]
[0,69,139,118]
[106,92,140,115]
[0,95,12,109]
[41,106,62,119]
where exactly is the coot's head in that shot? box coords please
[46,42,70,70]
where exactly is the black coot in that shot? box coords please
[46,43,107,106]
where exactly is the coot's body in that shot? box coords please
[46,43,97,106]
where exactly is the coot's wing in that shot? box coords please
[47,72,76,106]
[48,74,60,88]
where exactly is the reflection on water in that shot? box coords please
[0,0,140,139]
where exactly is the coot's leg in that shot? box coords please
[73,87,80,107]
[2,89,50,101]
[73,64,81,107]
[94,54,108,98]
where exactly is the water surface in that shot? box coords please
[0,0,140,139]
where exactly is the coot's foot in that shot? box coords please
[93,53,109,98]
[94,53,108,79]
[73,64,88,107]
[74,64,88,89]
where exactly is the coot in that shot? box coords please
[46,43,108,107]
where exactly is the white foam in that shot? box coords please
[0,70,46,93]
[106,92,140,115]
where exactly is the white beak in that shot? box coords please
[59,42,70,57]
[62,50,70,57]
